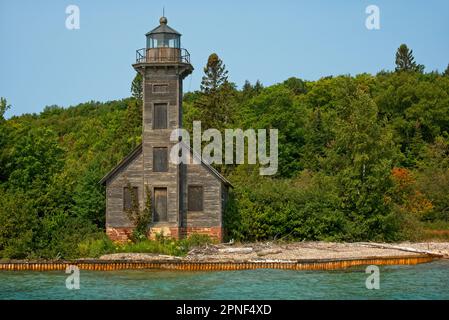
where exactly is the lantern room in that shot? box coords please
[137,16,189,64]
[146,16,181,49]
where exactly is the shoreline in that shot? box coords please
[0,242,447,271]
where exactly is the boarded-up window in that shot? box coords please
[123,186,138,210]
[153,103,167,129]
[153,84,168,94]
[154,187,168,222]
[188,186,203,211]
[153,147,168,172]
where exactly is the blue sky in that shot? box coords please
[1,0,448,117]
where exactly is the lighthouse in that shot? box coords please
[100,17,231,242]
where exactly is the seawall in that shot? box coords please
[0,255,437,272]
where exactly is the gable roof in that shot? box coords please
[182,141,233,188]
[98,143,233,188]
[99,144,142,185]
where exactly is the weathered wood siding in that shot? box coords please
[106,151,144,228]
[104,61,226,240]
[181,153,222,228]
[142,67,183,229]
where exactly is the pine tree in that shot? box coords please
[130,73,143,100]
[0,97,10,122]
[196,53,235,130]
[242,80,252,93]
[200,53,228,93]
[242,80,263,99]
[253,80,264,94]
[395,44,424,73]
[443,64,449,77]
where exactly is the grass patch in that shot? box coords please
[421,221,449,230]
[77,233,214,258]
[417,221,449,241]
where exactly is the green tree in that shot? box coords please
[324,88,400,240]
[196,54,236,130]
[121,99,142,148]
[395,44,424,73]
[283,77,307,95]
[200,53,228,93]
[0,98,11,181]
[241,80,264,100]
[253,80,264,95]
[416,136,449,221]
[131,73,143,100]
[239,85,305,177]
[300,108,333,171]
[8,127,64,189]
[0,188,38,258]
[0,97,10,122]
[443,64,449,77]
[242,80,254,99]
[71,164,105,227]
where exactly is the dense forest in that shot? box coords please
[1,44,449,259]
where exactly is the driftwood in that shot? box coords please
[358,242,443,257]
[256,249,283,257]
[218,247,253,254]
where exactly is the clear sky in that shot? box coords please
[1,0,448,117]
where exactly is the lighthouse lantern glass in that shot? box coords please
[147,33,180,49]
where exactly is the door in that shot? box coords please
[154,187,168,222]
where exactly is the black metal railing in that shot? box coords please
[135,48,191,64]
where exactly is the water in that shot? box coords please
[1,260,448,300]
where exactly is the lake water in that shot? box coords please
[1,260,448,300]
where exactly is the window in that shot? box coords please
[123,186,138,210]
[153,147,168,172]
[188,186,203,211]
[154,187,168,222]
[153,103,167,129]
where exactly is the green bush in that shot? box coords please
[77,235,115,258]
[114,234,214,257]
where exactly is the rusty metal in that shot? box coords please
[0,255,438,272]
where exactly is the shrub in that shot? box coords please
[77,235,115,258]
